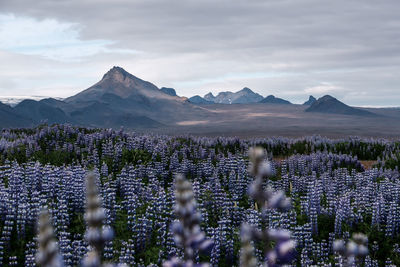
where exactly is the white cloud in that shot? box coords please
[304,83,343,95]
[0,14,137,61]
[0,0,399,106]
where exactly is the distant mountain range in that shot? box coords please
[189,88,296,105]
[0,95,63,107]
[202,87,264,104]
[0,66,385,130]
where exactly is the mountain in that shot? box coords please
[305,95,376,116]
[204,92,216,102]
[63,66,204,127]
[0,101,32,128]
[203,87,263,104]
[66,66,184,103]
[14,99,72,124]
[303,96,317,105]
[160,87,177,97]
[259,95,291,104]
[0,95,51,107]
[188,95,213,104]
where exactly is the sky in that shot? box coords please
[0,0,399,106]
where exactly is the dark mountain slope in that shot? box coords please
[14,99,72,124]
[70,101,161,128]
[0,101,32,128]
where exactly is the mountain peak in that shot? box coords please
[204,92,215,101]
[66,66,168,103]
[303,95,317,105]
[319,95,336,101]
[239,87,253,93]
[102,66,132,81]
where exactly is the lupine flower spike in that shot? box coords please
[163,174,213,267]
[240,147,296,267]
[36,208,64,267]
[83,172,114,267]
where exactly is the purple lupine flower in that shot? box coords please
[240,147,296,267]
[82,172,114,267]
[163,174,213,267]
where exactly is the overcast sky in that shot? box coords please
[0,0,399,106]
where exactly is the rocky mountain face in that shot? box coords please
[203,87,263,104]
[66,66,183,103]
[303,96,317,105]
[305,95,376,116]
[160,87,177,96]
[188,95,213,104]
[259,95,291,104]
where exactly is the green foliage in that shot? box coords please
[69,212,86,236]
[315,214,334,241]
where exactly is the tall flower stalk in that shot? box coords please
[35,208,64,267]
[240,147,296,267]
[163,174,213,267]
[83,172,114,267]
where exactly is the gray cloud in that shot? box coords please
[0,0,399,106]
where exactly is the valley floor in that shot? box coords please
[155,104,400,138]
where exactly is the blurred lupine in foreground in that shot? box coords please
[36,208,64,267]
[240,147,296,267]
[333,233,369,266]
[36,172,116,267]
[163,174,214,267]
[83,172,114,267]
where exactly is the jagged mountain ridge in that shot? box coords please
[188,95,214,104]
[204,87,263,104]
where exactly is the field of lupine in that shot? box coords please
[1,125,400,266]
